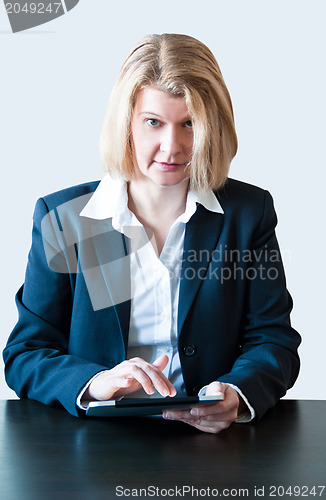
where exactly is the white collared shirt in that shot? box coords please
[79,174,255,420]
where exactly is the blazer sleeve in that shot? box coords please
[3,198,109,417]
[217,190,301,418]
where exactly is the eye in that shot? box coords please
[146,118,160,128]
[185,120,193,129]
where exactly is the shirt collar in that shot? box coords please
[79,173,224,224]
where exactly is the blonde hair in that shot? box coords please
[99,33,238,190]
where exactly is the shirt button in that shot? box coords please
[183,345,196,356]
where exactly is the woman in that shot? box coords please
[3,34,301,434]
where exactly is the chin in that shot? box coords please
[153,174,190,188]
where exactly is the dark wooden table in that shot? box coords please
[0,400,325,500]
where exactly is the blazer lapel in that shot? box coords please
[79,218,131,351]
[178,206,224,334]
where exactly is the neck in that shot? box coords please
[127,178,189,222]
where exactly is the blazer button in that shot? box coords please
[183,345,196,356]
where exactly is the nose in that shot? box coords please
[160,125,183,156]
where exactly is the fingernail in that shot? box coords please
[190,408,199,416]
[163,412,173,420]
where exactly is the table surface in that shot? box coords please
[0,399,325,500]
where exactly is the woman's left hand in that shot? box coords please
[162,381,245,434]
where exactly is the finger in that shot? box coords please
[164,401,237,422]
[103,371,151,398]
[110,377,142,398]
[186,419,232,434]
[152,354,169,372]
[164,395,224,419]
[88,359,174,400]
[124,363,160,395]
[144,365,176,397]
[196,411,237,422]
[187,381,227,417]
[87,369,139,401]
[163,408,234,422]
[107,361,158,396]
[129,357,177,397]
[165,413,230,433]
[206,381,226,397]
[189,402,223,418]
[163,408,191,419]
[163,399,226,420]
[190,383,238,417]
[169,410,234,433]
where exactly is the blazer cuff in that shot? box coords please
[76,371,107,410]
[198,383,256,423]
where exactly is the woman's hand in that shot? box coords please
[163,381,246,434]
[84,354,177,401]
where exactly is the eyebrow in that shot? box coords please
[139,112,192,120]
[139,112,162,117]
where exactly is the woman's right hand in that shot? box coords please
[84,354,177,401]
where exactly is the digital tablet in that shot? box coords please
[85,395,223,417]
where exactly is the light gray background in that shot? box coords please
[1,0,325,400]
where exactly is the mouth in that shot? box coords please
[154,162,186,171]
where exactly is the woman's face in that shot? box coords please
[130,86,193,188]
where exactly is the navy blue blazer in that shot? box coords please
[3,178,301,418]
